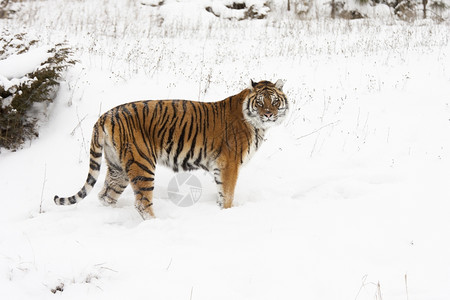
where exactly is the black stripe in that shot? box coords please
[125,159,133,173]
[255,128,261,149]
[158,113,170,138]
[189,130,198,157]
[139,186,154,191]
[104,185,124,195]
[181,154,190,171]
[87,173,97,186]
[131,176,154,184]
[148,103,159,141]
[187,115,194,140]
[69,196,77,204]
[166,141,174,155]
[132,139,156,169]
[108,160,123,172]
[204,103,210,126]
[240,143,243,164]
[139,197,154,209]
[194,148,202,167]
[110,109,116,145]
[171,101,177,115]
[167,125,176,145]
[134,160,155,176]
[173,122,187,167]
[90,149,102,158]
[103,193,117,202]
[90,159,101,171]
[77,187,87,198]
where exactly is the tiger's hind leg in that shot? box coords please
[98,164,129,206]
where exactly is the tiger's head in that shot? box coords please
[243,79,288,129]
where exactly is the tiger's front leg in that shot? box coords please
[215,164,239,209]
[124,153,156,220]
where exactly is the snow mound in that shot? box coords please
[0,47,51,80]
[0,46,52,92]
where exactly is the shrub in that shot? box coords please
[0,32,75,151]
[205,1,270,20]
[0,0,19,19]
[394,0,417,21]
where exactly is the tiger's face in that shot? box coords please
[244,79,288,129]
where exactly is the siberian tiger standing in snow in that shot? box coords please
[54,80,288,219]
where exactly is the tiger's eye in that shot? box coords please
[256,95,264,107]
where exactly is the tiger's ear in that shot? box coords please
[249,79,257,91]
[275,79,285,91]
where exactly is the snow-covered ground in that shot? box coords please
[1,0,450,299]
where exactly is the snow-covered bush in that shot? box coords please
[0,32,75,151]
[140,0,165,7]
[430,0,449,20]
[0,0,22,19]
[205,1,270,20]
[394,0,418,20]
[431,0,449,9]
[0,0,13,18]
[371,0,449,21]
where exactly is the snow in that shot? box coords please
[0,45,52,94]
[1,0,450,300]
[0,46,51,80]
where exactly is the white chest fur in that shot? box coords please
[242,127,265,166]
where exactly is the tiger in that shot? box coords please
[54,79,288,219]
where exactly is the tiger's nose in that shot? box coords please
[264,111,273,118]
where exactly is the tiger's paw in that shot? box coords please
[98,196,117,207]
[135,202,155,220]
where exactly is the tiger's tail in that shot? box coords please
[54,119,105,205]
